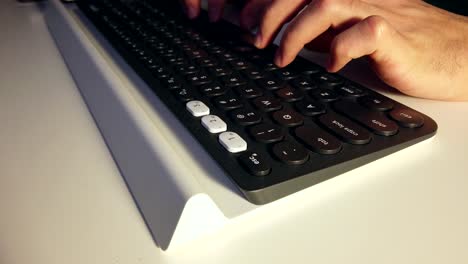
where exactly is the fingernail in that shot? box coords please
[274,49,283,67]
[187,6,197,19]
[255,33,262,48]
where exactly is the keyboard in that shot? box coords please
[78,0,438,204]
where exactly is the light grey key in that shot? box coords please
[186,100,210,117]
[219,131,247,153]
[201,115,227,133]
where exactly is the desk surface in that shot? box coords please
[1,1,467,264]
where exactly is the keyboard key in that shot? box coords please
[214,94,243,110]
[186,100,210,117]
[242,68,265,80]
[315,73,343,86]
[176,64,199,75]
[249,123,284,143]
[334,101,399,136]
[200,83,228,97]
[257,77,285,90]
[311,88,340,102]
[154,67,171,79]
[295,100,326,116]
[318,113,372,145]
[221,73,247,87]
[253,96,283,112]
[274,68,299,80]
[209,65,232,77]
[290,76,317,90]
[272,141,309,165]
[236,85,263,99]
[389,107,425,128]
[290,60,322,74]
[201,115,227,133]
[173,88,195,101]
[196,57,218,67]
[272,109,304,127]
[231,109,262,126]
[229,60,252,70]
[275,87,304,102]
[238,151,271,176]
[359,95,394,111]
[218,52,238,61]
[161,76,183,90]
[335,84,365,98]
[186,72,212,86]
[219,131,247,153]
[295,125,342,154]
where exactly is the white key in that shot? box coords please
[219,132,247,153]
[186,100,210,117]
[201,115,227,133]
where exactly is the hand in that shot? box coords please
[240,0,468,101]
[181,0,245,22]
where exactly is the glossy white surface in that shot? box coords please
[1,1,468,264]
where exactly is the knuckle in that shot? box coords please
[313,0,337,13]
[365,15,388,41]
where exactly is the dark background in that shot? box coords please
[426,0,468,16]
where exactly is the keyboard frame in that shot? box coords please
[78,0,438,204]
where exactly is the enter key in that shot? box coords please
[334,101,399,136]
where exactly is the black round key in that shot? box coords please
[275,87,304,102]
[173,88,195,102]
[238,151,271,176]
[209,65,232,77]
[295,100,326,116]
[176,64,199,75]
[242,69,265,80]
[291,76,317,90]
[272,141,309,165]
[389,108,425,128]
[230,60,252,70]
[214,94,243,110]
[359,95,394,111]
[253,96,283,112]
[318,113,372,145]
[335,84,365,97]
[236,85,263,99]
[311,88,340,102]
[274,69,299,80]
[200,83,228,97]
[221,73,247,87]
[186,72,212,86]
[249,124,284,143]
[295,125,342,154]
[231,109,262,126]
[257,77,285,90]
[272,109,304,127]
[315,73,343,86]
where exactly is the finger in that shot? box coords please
[255,0,309,49]
[181,0,201,19]
[240,0,270,30]
[275,0,369,66]
[208,0,226,22]
[327,15,399,72]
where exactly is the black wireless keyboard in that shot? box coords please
[78,0,438,204]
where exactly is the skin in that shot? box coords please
[181,0,468,101]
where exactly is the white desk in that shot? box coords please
[1,1,467,263]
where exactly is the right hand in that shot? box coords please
[181,0,244,22]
